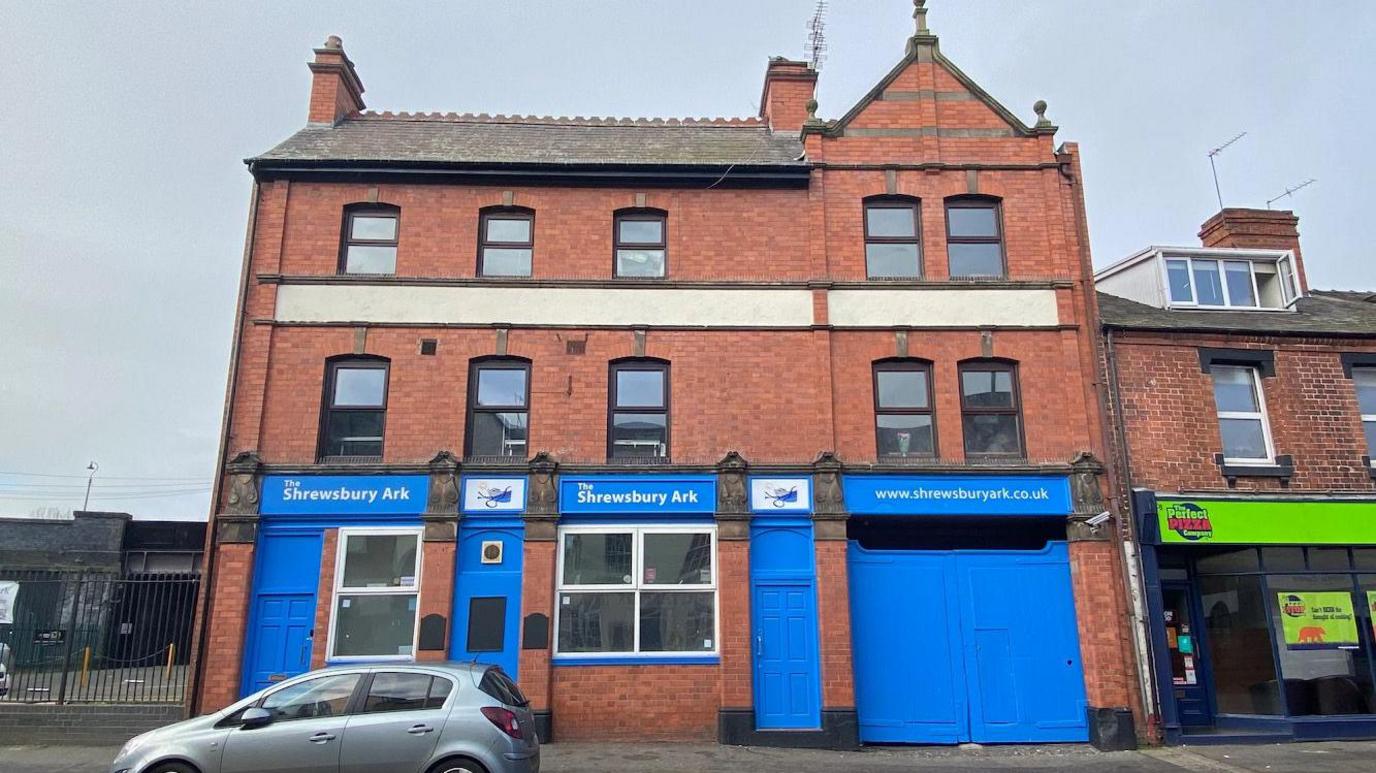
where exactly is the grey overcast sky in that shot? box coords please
[2,1,1373,520]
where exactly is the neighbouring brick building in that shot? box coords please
[1099,208,1376,743]
[192,3,1142,749]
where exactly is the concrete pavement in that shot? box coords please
[7,741,1376,772]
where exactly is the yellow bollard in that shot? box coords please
[165,643,175,681]
[81,646,91,688]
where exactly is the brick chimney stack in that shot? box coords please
[1199,208,1308,293]
[307,35,365,125]
[759,58,818,135]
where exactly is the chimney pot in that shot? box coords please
[324,35,343,49]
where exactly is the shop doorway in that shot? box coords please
[1161,582,1213,727]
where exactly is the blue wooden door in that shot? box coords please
[243,594,314,695]
[752,582,821,729]
[848,541,1088,744]
[849,549,967,743]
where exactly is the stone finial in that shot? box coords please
[1033,99,1053,129]
[913,0,929,35]
[805,98,819,123]
[324,35,343,50]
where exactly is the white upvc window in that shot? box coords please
[1164,255,1299,310]
[1210,365,1276,464]
[554,525,717,658]
[328,527,423,661]
[1355,368,1376,465]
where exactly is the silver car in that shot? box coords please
[110,662,538,773]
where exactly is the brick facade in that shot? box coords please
[194,12,1141,748]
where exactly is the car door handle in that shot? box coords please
[309,732,337,744]
[407,724,435,735]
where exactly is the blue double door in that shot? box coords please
[849,541,1088,744]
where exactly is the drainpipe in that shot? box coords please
[1104,327,1162,737]
[187,179,261,714]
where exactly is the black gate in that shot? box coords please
[0,570,199,704]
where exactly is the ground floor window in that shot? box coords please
[329,528,422,660]
[554,525,716,657]
[1182,546,1376,717]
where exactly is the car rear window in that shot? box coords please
[477,668,528,707]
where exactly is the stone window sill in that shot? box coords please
[1214,453,1294,480]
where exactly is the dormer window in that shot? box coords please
[1164,255,1298,309]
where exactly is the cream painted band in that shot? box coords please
[827,288,1059,327]
[273,284,1061,328]
[274,285,815,327]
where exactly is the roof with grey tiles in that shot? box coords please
[250,114,808,168]
[1099,290,1376,337]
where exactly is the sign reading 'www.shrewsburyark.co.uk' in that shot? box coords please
[260,475,429,515]
[559,475,716,514]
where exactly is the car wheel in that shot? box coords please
[429,759,488,773]
[147,764,198,773]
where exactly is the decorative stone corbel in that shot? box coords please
[217,451,262,544]
[1067,450,1111,542]
[422,450,460,542]
[715,451,750,541]
[524,451,560,541]
[812,451,848,540]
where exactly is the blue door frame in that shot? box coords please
[849,541,1089,744]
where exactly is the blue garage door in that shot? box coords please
[849,541,1088,744]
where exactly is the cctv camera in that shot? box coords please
[1086,511,1111,527]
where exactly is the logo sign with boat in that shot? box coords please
[749,477,812,513]
[461,477,528,513]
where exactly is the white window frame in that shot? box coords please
[553,524,718,659]
[1355,368,1376,466]
[1211,365,1276,465]
[1160,252,1301,311]
[327,527,424,662]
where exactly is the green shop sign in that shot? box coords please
[1157,498,1376,545]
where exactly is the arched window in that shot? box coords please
[465,356,532,459]
[478,206,535,277]
[608,358,670,459]
[958,359,1023,458]
[613,208,668,278]
[873,358,935,458]
[863,196,922,279]
[318,355,390,461]
[339,203,400,275]
[945,196,1005,278]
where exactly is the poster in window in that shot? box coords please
[0,581,16,625]
[1277,591,1358,649]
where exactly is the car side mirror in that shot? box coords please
[240,707,273,729]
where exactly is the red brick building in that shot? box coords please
[192,5,1141,750]
[1098,209,1376,743]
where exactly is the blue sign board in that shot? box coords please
[261,475,429,515]
[843,475,1072,517]
[560,475,715,515]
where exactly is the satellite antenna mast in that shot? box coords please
[1266,178,1317,209]
[1207,131,1247,209]
[806,0,828,71]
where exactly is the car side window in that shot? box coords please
[362,672,436,713]
[260,673,361,722]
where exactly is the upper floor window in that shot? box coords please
[1210,364,1274,463]
[479,207,534,277]
[340,205,399,275]
[465,358,530,459]
[945,197,1005,278]
[319,357,388,461]
[1355,368,1376,463]
[873,360,935,457]
[609,359,669,460]
[959,360,1023,457]
[1166,256,1298,309]
[864,197,921,278]
[614,209,667,278]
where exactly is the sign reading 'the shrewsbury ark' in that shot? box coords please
[559,475,716,515]
[260,475,429,515]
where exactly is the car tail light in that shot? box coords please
[481,706,523,739]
